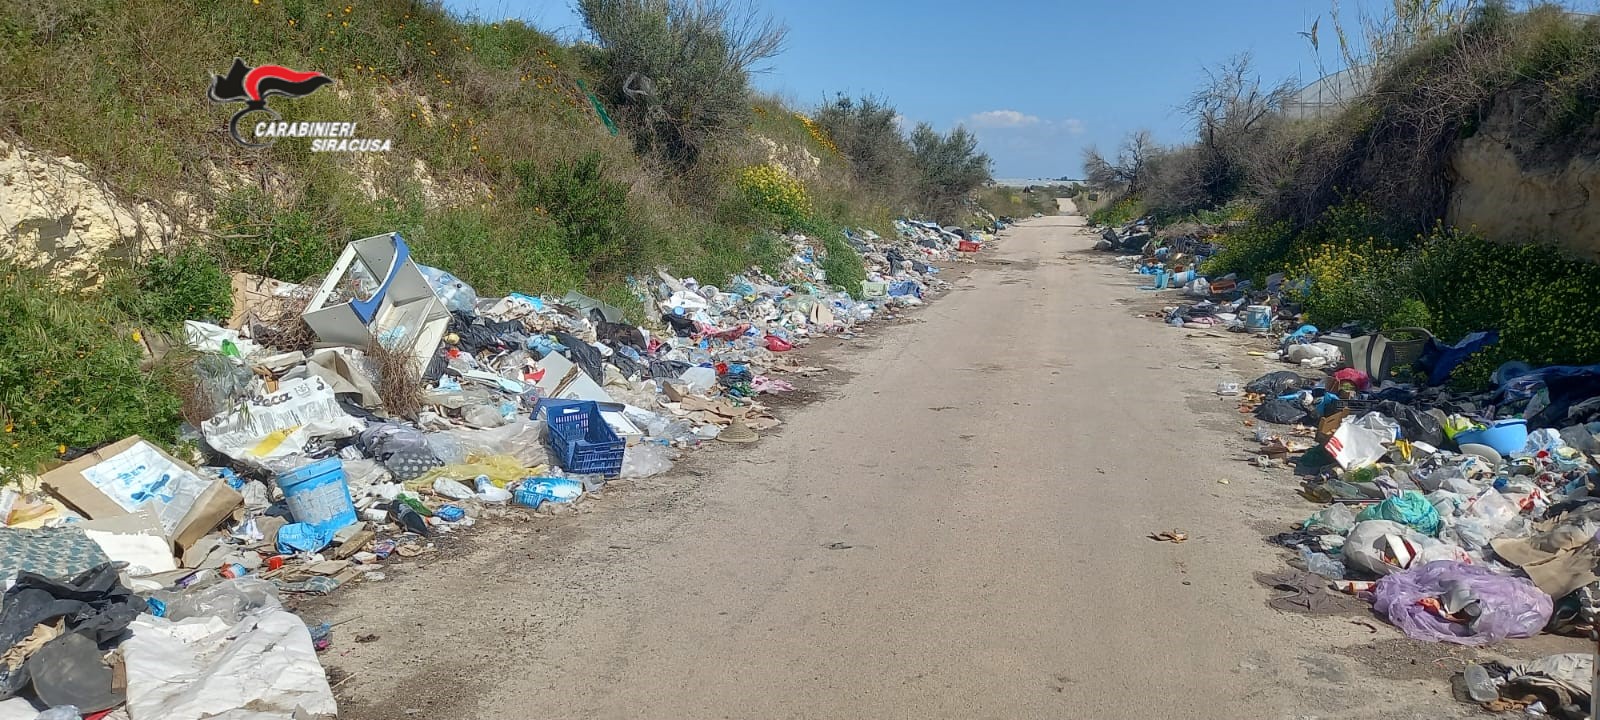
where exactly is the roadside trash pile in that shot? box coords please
[1240,331,1599,715]
[1088,213,1600,717]
[0,219,974,719]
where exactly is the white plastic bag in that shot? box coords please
[431,478,475,500]
[1284,342,1342,365]
[1343,520,1428,576]
[1326,415,1390,469]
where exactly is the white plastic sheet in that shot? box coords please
[201,377,363,464]
[124,608,336,720]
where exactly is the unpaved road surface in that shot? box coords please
[324,213,1482,719]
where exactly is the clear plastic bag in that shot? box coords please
[417,265,478,315]
[1300,546,1346,580]
[1303,505,1356,535]
[621,444,675,479]
[1372,560,1552,645]
[159,578,282,624]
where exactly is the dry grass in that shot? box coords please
[366,338,426,420]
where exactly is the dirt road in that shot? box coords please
[326,212,1479,719]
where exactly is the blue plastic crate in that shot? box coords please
[540,399,625,477]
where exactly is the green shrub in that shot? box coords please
[217,188,342,283]
[113,245,233,326]
[514,152,641,279]
[736,163,812,229]
[793,215,865,297]
[0,266,181,479]
[1413,228,1600,385]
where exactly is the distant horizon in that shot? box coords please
[993,177,1082,187]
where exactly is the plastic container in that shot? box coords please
[274,457,358,534]
[542,400,625,477]
[1454,419,1528,456]
[957,240,981,253]
[1244,305,1273,332]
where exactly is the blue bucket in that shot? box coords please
[275,457,358,534]
[1244,305,1273,332]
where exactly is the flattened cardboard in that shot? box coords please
[39,436,243,552]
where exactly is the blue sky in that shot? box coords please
[443,0,1344,178]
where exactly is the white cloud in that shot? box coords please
[964,111,1086,136]
[892,113,908,131]
[966,109,1042,128]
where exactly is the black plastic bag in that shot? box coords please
[660,312,697,337]
[609,351,646,381]
[1257,399,1309,425]
[649,359,691,380]
[1246,371,1313,396]
[1375,400,1445,447]
[0,563,145,704]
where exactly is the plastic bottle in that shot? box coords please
[1299,546,1346,580]
[1462,663,1497,702]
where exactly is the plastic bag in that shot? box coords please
[1256,399,1308,425]
[432,419,545,467]
[1354,412,1402,442]
[360,424,444,482]
[1300,546,1346,580]
[1303,505,1357,535]
[158,578,282,624]
[1355,491,1442,536]
[1372,560,1552,645]
[1245,371,1312,396]
[431,478,474,500]
[1284,342,1342,365]
[275,523,333,555]
[1374,401,1445,447]
[414,454,530,490]
[621,444,674,479]
[1343,520,1429,576]
[1327,415,1390,470]
[1466,489,1520,529]
[417,265,478,315]
[680,366,717,393]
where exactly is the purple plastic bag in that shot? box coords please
[1372,560,1552,646]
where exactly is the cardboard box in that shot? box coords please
[39,436,243,553]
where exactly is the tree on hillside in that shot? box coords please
[814,94,914,200]
[579,0,787,169]
[909,123,992,221]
